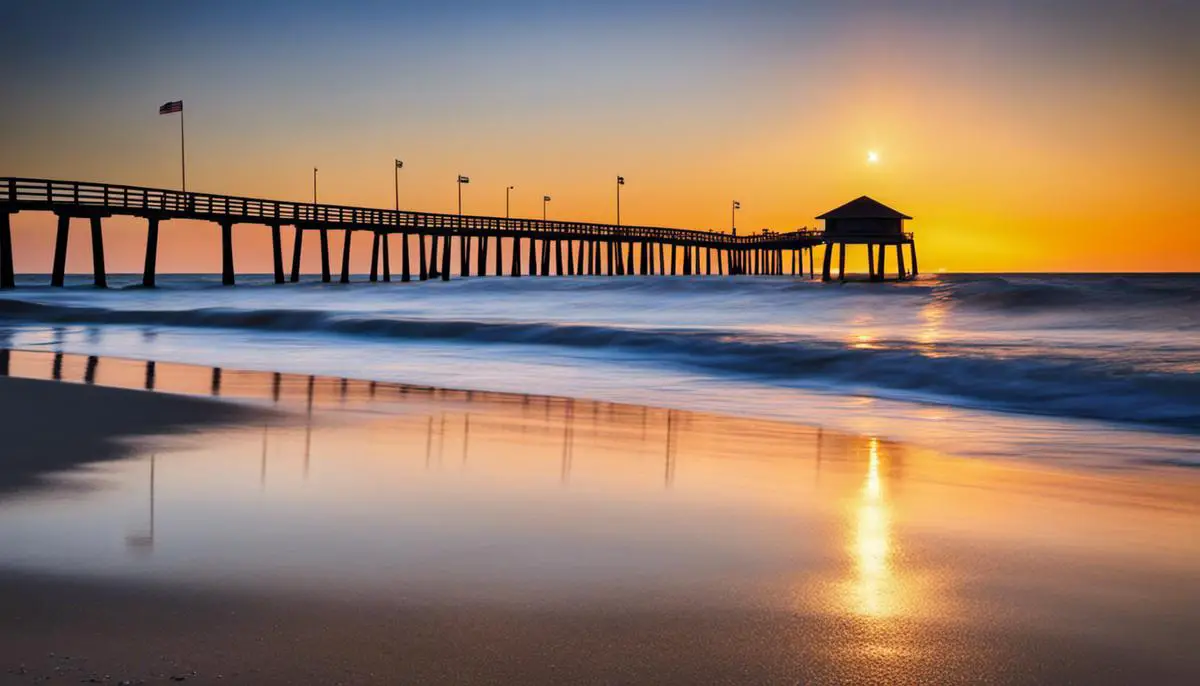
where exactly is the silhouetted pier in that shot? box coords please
[0,178,918,287]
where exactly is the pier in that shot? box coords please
[0,178,917,287]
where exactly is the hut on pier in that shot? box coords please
[817,196,918,282]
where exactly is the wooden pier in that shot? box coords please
[0,178,917,287]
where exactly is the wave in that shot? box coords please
[1,298,1197,432]
[937,274,1200,318]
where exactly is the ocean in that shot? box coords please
[0,272,1197,468]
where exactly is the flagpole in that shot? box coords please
[616,178,621,227]
[180,107,187,193]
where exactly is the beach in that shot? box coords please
[1,349,1198,684]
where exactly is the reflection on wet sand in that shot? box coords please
[1,348,1199,683]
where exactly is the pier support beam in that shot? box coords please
[340,230,352,284]
[419,234,428,280]
[528,236,538,276]
[909,241,919,277]
[566,239,576,275]
[271,224,285,284]
[382,234,391,282]
[472,231,482,274]
[495,234,505,276]
[878,243,887,280]
[867,243,876,281]
[896,243,907,280]
[511,236,522,277]
[440,234,451,281]
[808,248,814,280]
[221,220,235,286]
[51,214,70,287]
[555,239,564,275]
[319,229,331,283]
[461,235,471,277]
[142,217,159,288]
[0,212,13,289]
[401,233,411,282]
[369,232,380,282]
[429,233,440,279]
[89,217,106,288]
[821,243,833,282]
[838,243,846,281]
[290,226,303,282]
[541,237,551,275]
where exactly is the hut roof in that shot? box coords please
[817,196,911,220]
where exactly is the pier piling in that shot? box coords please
[0,212,14,289]
[51,214,69,287]
[142,217,159,288]
[221,220,235,286]
[271,224,285,284]
[89,216,107,288]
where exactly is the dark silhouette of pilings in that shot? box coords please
[0,211,13,289]
[143,218,159,287]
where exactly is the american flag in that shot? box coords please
[158,100,183,115]
[543,195,551,202]
[617,176,625,185]
[733,200,741,209]
[458,175,470,183]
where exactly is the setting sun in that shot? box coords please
[866,150,880,165]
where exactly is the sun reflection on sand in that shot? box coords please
[852,437,893,618]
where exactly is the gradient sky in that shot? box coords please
[1,0,1197,273]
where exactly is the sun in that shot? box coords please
[867,150,880,164]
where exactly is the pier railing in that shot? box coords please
[1,177,822,246]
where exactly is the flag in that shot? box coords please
[458,175,470,183]
[733,200,741,209]
[543,195,551,202]
[158,100,183,115]
[395,159,403,169]
[617,176,625,185]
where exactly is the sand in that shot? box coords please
[0,376,264,496]
[0,353,1198,685]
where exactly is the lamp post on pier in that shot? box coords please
[731,200,740,235]
[616,175,625,227]
[313,167,318,204]
[457,175,470,215]
[543,195,551,221]
[506,185,514,218]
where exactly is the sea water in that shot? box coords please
[0,273,1196,468]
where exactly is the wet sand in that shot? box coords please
[1,350,1198,684]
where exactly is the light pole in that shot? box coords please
[394,159,403,210]
[543,195,551,221]
[506,185,514,218]
[457,175,470,215]
[313,167,318,204]
[616,175,625,227]
[731,200,740,235]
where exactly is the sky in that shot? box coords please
[1,0,1198,273]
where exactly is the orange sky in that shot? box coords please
[2,1,1197,273]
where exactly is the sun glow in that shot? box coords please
[866,150,880,164]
